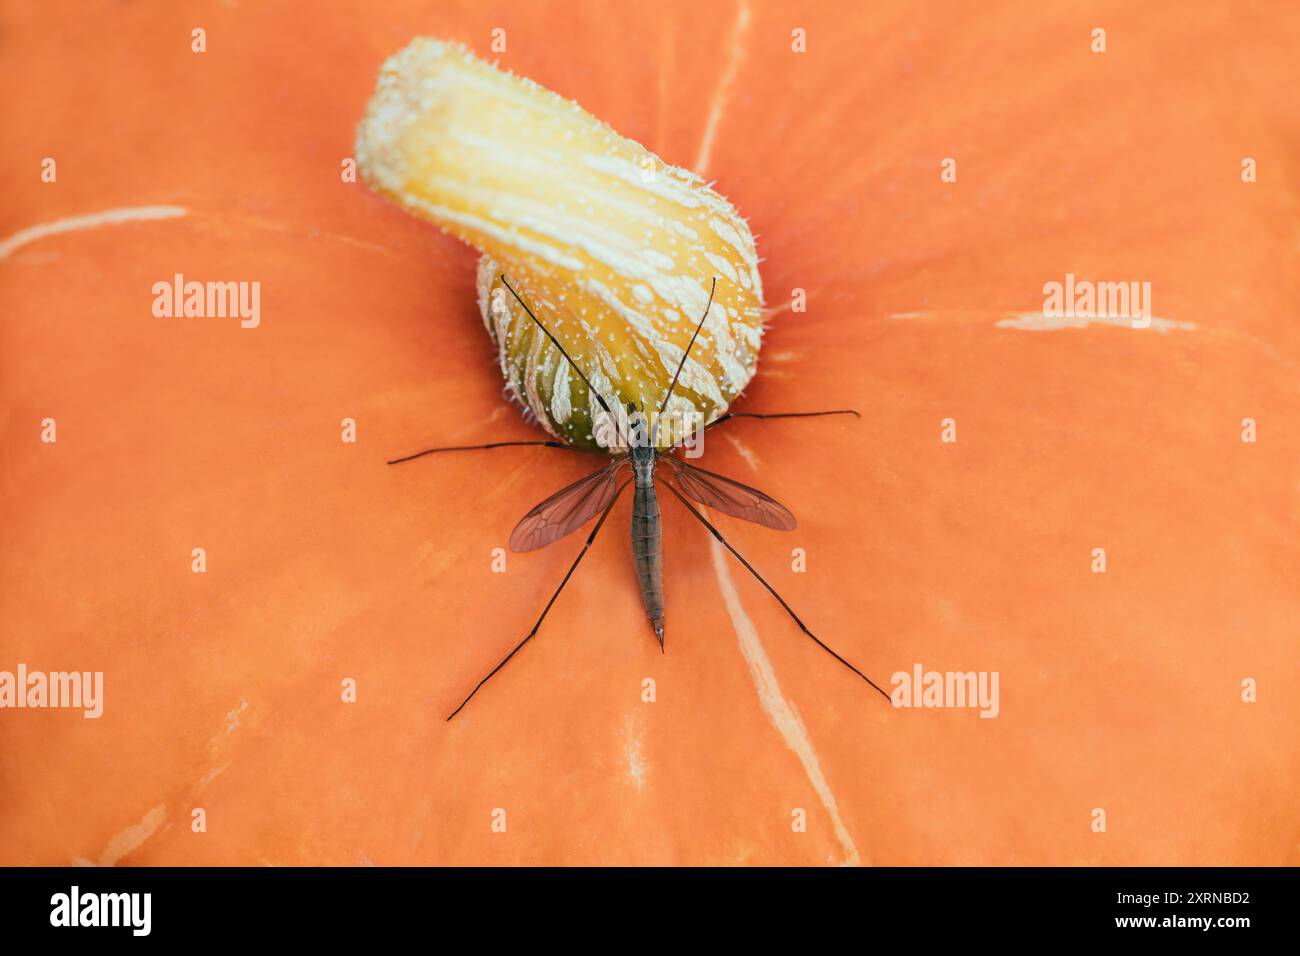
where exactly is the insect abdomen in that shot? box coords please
[631,472,665,645]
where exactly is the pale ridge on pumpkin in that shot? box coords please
[0,205,187,260]
[709,539,863,866]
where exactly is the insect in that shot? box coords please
[390,274,892,719]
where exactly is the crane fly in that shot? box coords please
[390,274,892,719]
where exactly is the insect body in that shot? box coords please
[391,275,890,719]
[630,439,666,647]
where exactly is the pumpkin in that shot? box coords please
[1,0,1297,866]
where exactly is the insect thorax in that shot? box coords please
[631,442,656,485]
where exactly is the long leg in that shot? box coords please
[706,409,860,431]
[388,440,601,466]
[658,479,891,704]
[447,481,629,720]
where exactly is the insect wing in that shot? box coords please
[509,459,626,552]
[664,457,796,530]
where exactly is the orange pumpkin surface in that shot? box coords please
[1,0,1297,866]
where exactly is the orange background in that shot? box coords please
[1,0,1297,865]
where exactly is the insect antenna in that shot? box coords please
[387,440,603,465]
[705,409,860,431]
[447,480,630,720]
[658,478,892,704]
[652,276,718,445]
[389,276,616,463]
[499,274,614,419]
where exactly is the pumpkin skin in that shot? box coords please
[1,0,1298,867]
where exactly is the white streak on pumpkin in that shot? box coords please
[0,205,187,260]
[708,538,863,867]
[724,434,760,472]
[75,804,168,867]
[996,312,1194,334]
[693,0,752,175]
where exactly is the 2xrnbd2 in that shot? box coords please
[390,275,891,719]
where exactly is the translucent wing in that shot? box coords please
[663,457,796,530]
[509,458,627,552]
